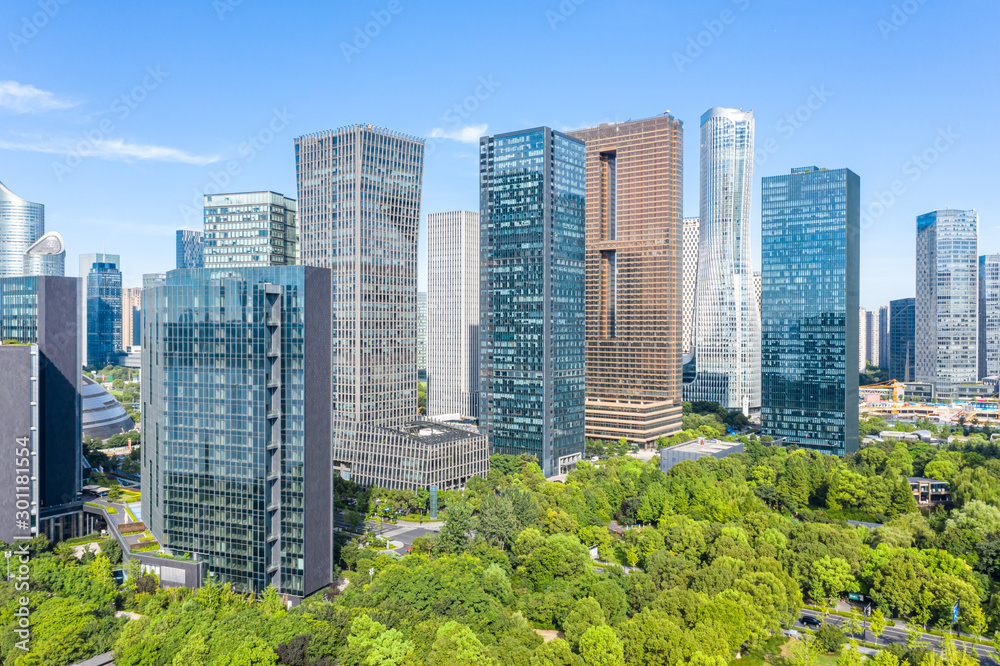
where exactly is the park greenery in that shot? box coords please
[13,436,1000,664]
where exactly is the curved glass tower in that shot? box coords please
[685,107,760,414]
[23,231,66,277]
[0,180,47,278]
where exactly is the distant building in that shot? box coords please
[866,309,880,368]
[859,307,868,373]
[418,291,427,381]
[79,253,120,369]
[890,298,916,382]
[0,181,64,278]
[175,230,204,269]
[0,276,82,542]
[908,477,951,507]
[659,438,744,473]
[142,273,165,289]
[916,209,979,399]
[878,305,890,369]
[682,217,700,356]
[980,254,1000,378]
[121,286,142,350]
[81,375,134,439]
[86,261,122,368]
[203,192,297,267]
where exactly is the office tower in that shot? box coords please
[889,298,916,382]
[568,115,684,445]
[980,254,1000,378]
[682,217,700,356]
[79,253,120,368]
[685,108,760,415]
[0,276,82,541]
[760,167,860,457]
[86,261,122,367]
[753,271,762,315]
[0,181,63,278]
[203,192,297,267]
[175,230,205,269]
[417,291,427,381]
[142,273,166,289]
[915,209,979,398]
[866,309,880,368]
[23,232,66,277]
[121,286,143,349]
[427,211,480,418]
[858,308,867,373]
[878,305,890,369]
[142,266,332,599]
[480,126,586,476]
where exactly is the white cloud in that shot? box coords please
[0,81,80,114]
[428,124,487,144]
[0,135,220,165]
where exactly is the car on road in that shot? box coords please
[798,616,821,629]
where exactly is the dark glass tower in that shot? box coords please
[760,167,860,456]
[86,261,122,367]
[889,298,916,382]
[479,127,586,476]
[175,229,205,269]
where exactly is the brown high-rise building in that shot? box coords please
[569,115,684,446]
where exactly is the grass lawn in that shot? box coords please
[734,636,787,666]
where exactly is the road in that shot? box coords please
[797,609,998,663]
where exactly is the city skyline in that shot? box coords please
[0,1,995,311]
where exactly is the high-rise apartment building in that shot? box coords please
[685,108,760,415]
[417,291,427,381]
[86,260,122,368]
[889,298,916,382]
[203,192,297,267]
[79,253,120,368]
[0,276,82,541]
[915,209,979,398]
[175,230,205,269]
[142,266,332,599]
[859,308,868,373]
[568,115,684,445]
[866,309,880,369]
[480,126,586,476]
[427,211,480,418]
[760,167,860,457]
[878,305,890,369]
[121,286,143,349]
[682,217,699,357]
[0,181,64,278]
[980,254,1000,378]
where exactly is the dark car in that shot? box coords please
[799,616,822,628]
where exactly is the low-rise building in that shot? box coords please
[659,438,744,473]
[908,477,951,506]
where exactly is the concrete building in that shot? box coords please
[0,276,82,542]
[980,254,1000,379]
[203,192,297,267]
[879,305,890,369]
[682,217,699,356]
[685,108,760,414]
[175,230,204,269]
[866,309,880,368]
[122,286,142,350]
[480,126,586,476]
[569,115,684,445]
[427,211,480,418]
[418,291,427,381]
[890,298,916,382]
[659,438,744,473]
[859,307,868,373]
[916,209,979,399]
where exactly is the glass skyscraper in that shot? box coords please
[175,229,205,269]
[682,217,700,357]
[480,127,586,477]
[878,305,890,369]
[760,167,860,457]
[141,266,332,599]
[86,261,122,367]
[203,192,297,267]
[79,253,120,369]
[915,209,978,398]
[0,181,64,278]
[889,298,916,382]
[685,107,760,415]
[980,254,1000,378]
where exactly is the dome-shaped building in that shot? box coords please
[82,375,135,440]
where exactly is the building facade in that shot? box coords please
[417,291,427,381]
[141,266,332,599]
[86,261,122,368]
[0,276,82,542]
[915,209,979,398]
[859,308,868,373]
[122,286,142,350]
[760,167,860,457]
[175,230,205,269]
[879,305,890,369]
[866,309,880,368]
[0,181,63,278]
[79,253,120,370]
[569,115,684,445]
[889,298,916,382]
[682,217,699,357]
[685,108,760,414]
[427,211,480,418]
[203,192,297,268]
[980,254,1000,378]
[480,126,586,476]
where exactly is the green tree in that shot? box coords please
[436,501,474,554]
[426,621,492,666]
[809,556,857,609]
[562,597,605,649]
[815,623,846,653]
[578,626,624,666]
[869,607,886,646]
[530,638,584,666]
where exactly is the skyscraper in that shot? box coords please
[859,308,868,373]
[0,276,82,541]
[878,305,890,369]
[0,181,63,278]
[480,126,586,476]
[142,266,332,599]
[121,286,143,349]
[203,192,297,267]
[866,309,880,368]
[142,273,165,289]
[417,291,427,381]
[980,254,1000,378]
[682,217,700,356]
[427,211,480,418]
[175,229,205,269]
[685,107,760,415]
[760,167,860,457]
[23,232,66,278]
[889,298,916,382]
[753,271,762,315]
[86,261,122,367]
[79,253,120,369]
[915,209,979,398]
[568,115,684,445]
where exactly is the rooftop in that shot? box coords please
[662,438,742,455]
[395,420,484,446]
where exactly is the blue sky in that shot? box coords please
[0,0,996,309]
